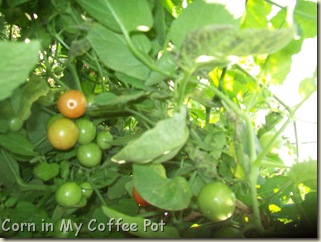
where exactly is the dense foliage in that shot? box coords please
[0,0,317,238]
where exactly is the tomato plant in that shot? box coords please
[55,182,83,207]
[77,143,102,168]
[0,0,317,239]
[47,118,79,150]
[57,90,87,119]
[197,182,236,222]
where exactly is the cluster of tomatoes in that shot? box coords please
[46,89,113,208]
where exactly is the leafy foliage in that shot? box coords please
[0,0,317,239]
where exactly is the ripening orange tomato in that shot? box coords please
[132,187,150,207]
[57,90,87,118]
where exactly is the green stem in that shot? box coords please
[177,71,192,107]
[67,62,83,92]
[125,108,156,127]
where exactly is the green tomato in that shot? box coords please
[96,131,113,150]
[198,182,236,222]
[259,131,282,153]
[8,117,23,131]
[76,118,96,144]
[55,182,82,207]
[80,182,93,198]
[77,143,102,168]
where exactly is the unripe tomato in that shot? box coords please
[77,143,102,168]
[76,118,96,144]
[8,117,23,131]
[57,90,87,119]
[259,131,282,153]
[55,182,82,207]
[96,131,113,150]
[197,182,236,222]
[47,118,79,150]
[47,113,64,130]
[132,187,150,207]
[80,182,93,198]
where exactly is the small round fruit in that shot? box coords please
[132,187,149,207]
[55,182,82,207]
[197,182,236,222]
[57,90,87,119]
[76,119,96,144]
[8,117,23,131]
[47,118,79,150]
[259,131,282,153]
[80,182,93,198]
[77,143,102,168]
[96,131,113,150]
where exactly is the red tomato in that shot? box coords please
[57,90,87,119]
[132,187,150,207]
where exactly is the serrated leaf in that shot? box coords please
[33,163,59,181]
[169,0,240,49]
[111,107,188,163]
[0,132,38,157]
[87,24,150,80]
[0,41,40,101]
[76,0,153,33]
[101,205,180,238]
[133,163,192,211]
[178,25,295,72]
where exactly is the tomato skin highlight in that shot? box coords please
[57,90,87,119]
[80,182,93,198]
[197,182,236,222]
[47,118,79,150]
[55,182,82,207]
[96,131,113,150]
[132,187,150,207]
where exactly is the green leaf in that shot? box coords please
[0,41,40,101]
[17,75,49,121]
[7,0,31,8]
[107,175,131,200]
[95,91,147,108]
[33,163,59,182]
[294,0,317,38]
[133,163,192,211]
[26,105,52,153]
[242,0,271,28]
[0,149,20,189]
[299,69,317,98]
[101,205,180,238]
[169,0,240,49]
[76,0,153,33]
[178,25,295,72]
[87,24,150,80]
[288,160,317,186]
[111,107,189,163]
[0,132,38,157]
